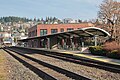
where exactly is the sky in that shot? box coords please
[0,0,120,20]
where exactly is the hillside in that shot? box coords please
[0,16,32,23]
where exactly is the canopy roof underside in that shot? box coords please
[19,27,110,42]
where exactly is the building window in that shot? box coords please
[67,28,74,31]
[51,29,58,34]
[40,29,47,36]
[60,28,64,32]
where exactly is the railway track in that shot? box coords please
[4,48,90,80]
[7,47,120,73]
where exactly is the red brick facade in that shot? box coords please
[28,23,94,37]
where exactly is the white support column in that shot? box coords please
[47,38,50,49]
[72,42,75,50]
[94,35,98,46]
[70,35,75,50]
[63,39,67,49]
[82,42,84,47]
[70,38,72,50]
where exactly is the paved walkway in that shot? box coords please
[74,54,120,66]
[35,48,120,66]
[20,47,120,66]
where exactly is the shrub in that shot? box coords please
[89,46,106,56]
[106,50,120,59]
[103,40,120,59]
[103,41,120,51]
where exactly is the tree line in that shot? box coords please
[0,16,61,24]
[0,16,32,23]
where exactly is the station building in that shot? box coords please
[19,22,110,52]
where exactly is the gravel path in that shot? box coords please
[28,53,120,80]
[2,49,43,80]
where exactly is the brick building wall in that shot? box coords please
[28,23,94,37]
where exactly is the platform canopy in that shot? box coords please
[19,27,111,42]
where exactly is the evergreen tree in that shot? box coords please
[33,17,36,21]
[37,18,40,22]
[45,17,48,22]
[50,17,53,23]
[78,19,82,23]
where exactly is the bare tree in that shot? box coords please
[98,0,120,44]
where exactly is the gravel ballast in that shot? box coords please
[2,49,42,80]
[29,53,120,80]
[7,48,120,80]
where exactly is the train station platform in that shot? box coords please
[33,48,120,66]
[12,46,120,67]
